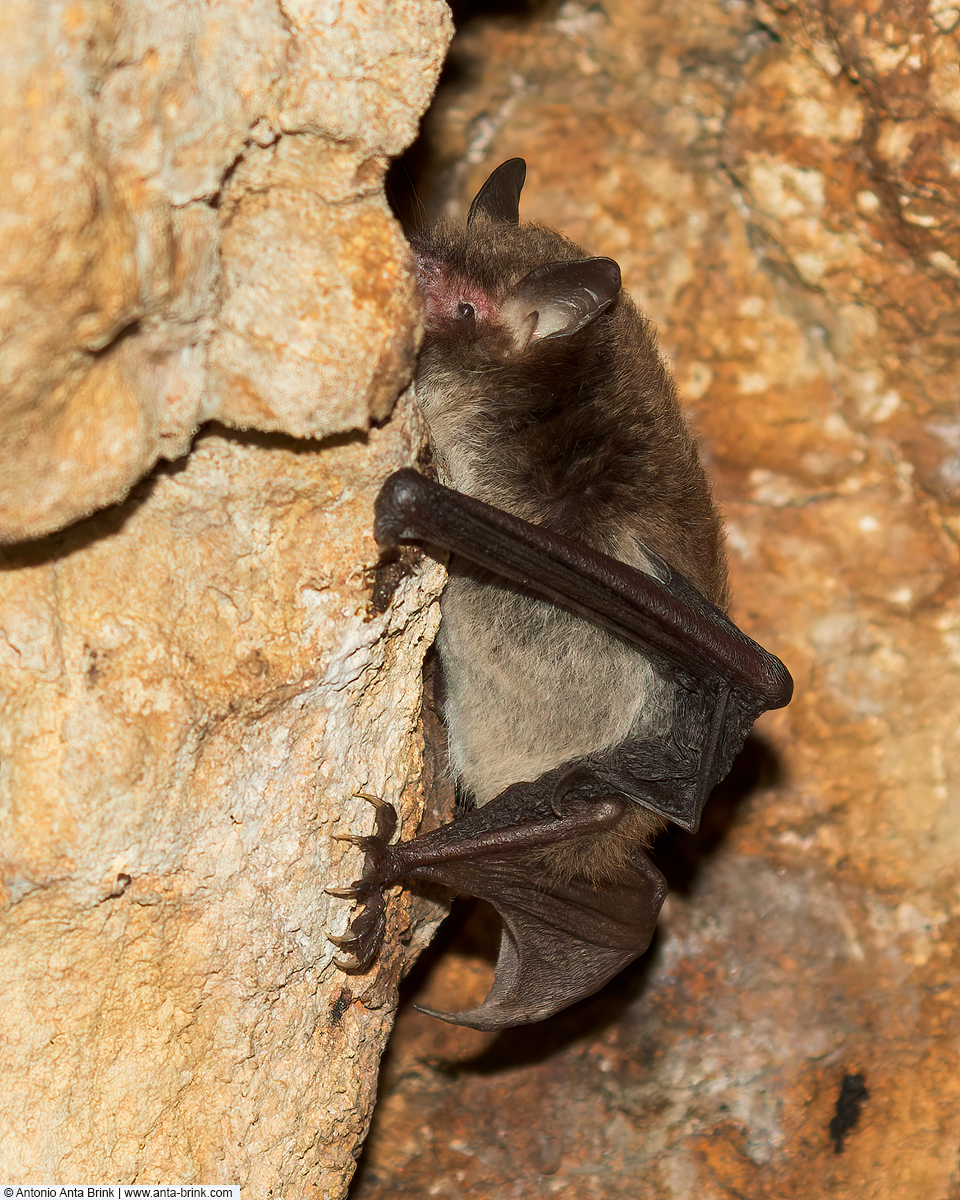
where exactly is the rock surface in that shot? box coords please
[0,406,449,1192]
[0,0,453,1193]
[0,0,450,541]
[350,0,960,1196]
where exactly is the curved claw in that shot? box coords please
[324,884,362,899]
[329,888,387,973]
[328,793,400,974]
[353,792,398,843]
[354,790,392,810]
[328,931,365,951]
[334,833,379,851]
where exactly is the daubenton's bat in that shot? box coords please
[328,159,792,1032]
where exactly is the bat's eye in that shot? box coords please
[456,302,476,322]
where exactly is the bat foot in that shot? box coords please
[329,887,388,973]
[327,793,401,972]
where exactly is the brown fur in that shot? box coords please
[410,184,729,884]
[527,804,667,889]
[412,216,728,604]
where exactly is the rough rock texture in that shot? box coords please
[0,0,451,541]
[351,0,960,1196]
[0,0,454,1193]
[0,405,450,1193]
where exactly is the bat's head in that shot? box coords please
[413,158,621,358]
[411,159,624,493]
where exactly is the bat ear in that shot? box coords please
[501,257,622,349]
[467,158,527,226]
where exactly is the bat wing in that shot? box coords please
[420,859,665,1031]
[338,784,666,1032]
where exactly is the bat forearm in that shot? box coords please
[375,469,793,710]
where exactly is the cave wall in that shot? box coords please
[0,0,453,1192]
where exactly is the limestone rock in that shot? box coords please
[0,0,454,1193]
[0,0,451,541]
[0,399,450,1193]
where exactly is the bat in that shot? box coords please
[328,158,793,1032]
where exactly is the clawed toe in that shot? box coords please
[333,833,379,851]
[327,793,400,973]
[329,890,387,973]
[324,884,361,900]
[354,792,398,843]
[331,794,399,881]
[355,791,390,811]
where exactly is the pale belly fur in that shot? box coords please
[436,570,673,806]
